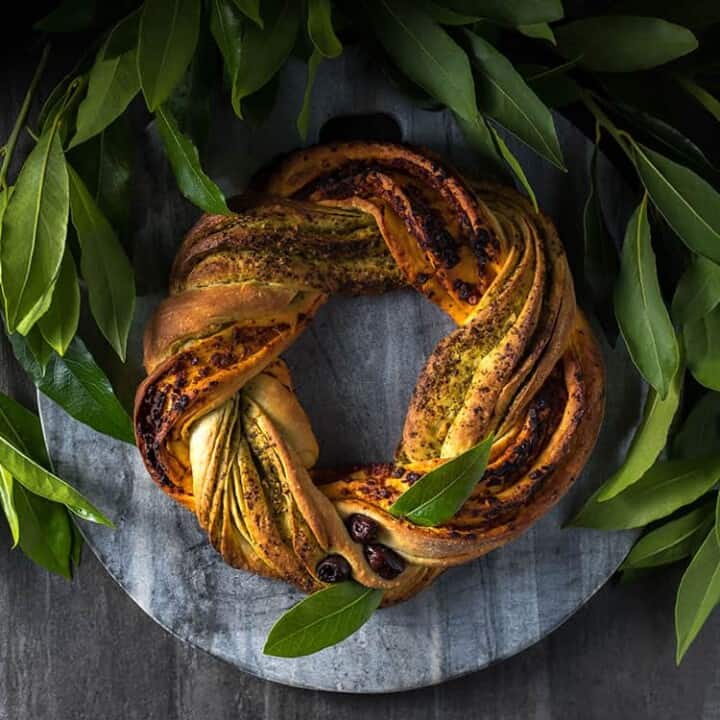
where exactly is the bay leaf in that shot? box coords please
[517,23,556,44]
[69,11,140,148]
[614,194,679,398]
[1,130,68,335]
[9,335,134,445]
[571,455,720,530]
[582,135,619,340]
[389,435,493,526]
[632,142,720,264]
[675,527,720,662]
[368,0,477,123]
[13,484,73,578]
[684,305,720,391]
[672,256,720,326]
[167,22,220,152]
[487,124,539,212]
[35,0,96,33]
[622,501,714,569]
[232,0,299,114]
[155,105,231,215]
[68,164,135,361]
[672,392,720,461]
[455,113,508,179]
[297,50,322,141]
[439,0,563,25]
[464,30,564,169]
[231,0,262,26]
[608,101,717,182]
[308,0,342,58]
[0,433,112,526]
[69,114,134,233]
[264,581,383,657]
[37,249,80,357]
[556,16,698,73]
[598,362,683,501]
[138,0,201,111]
[0,392,51,466]
[210,0,244,88]
[0,468,19,547]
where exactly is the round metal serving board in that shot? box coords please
[39,51,642,693]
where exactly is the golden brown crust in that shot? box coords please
[134,141,605,604]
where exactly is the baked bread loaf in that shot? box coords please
[134,142,604,605]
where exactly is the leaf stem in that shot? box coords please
[0,44,51,189]
[581,91,633,149]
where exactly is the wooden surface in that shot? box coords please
[2,24,720,720]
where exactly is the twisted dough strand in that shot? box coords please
[135,142,604,604]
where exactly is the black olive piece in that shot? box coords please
[364,543,406,579]
[316,554,351,583]
[346,514,379,543]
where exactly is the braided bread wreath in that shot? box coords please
[134,141,605,610]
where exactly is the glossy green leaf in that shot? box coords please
[455,113,507,178]
[525,63,581,109]
[68,164,135,361]
[9,335,134,444]
[672,256,720,326]
[1,129,68,335]
[614,194,679,398]
[297,50,322,141]
[0,468,19,547]
[571,456,720,530]
[0,433,111,526]
[672,392,720,461]
[517,23,555,44]
[308,0,342,58]
[633,143,720,264]
[13,328,54,376]
[389,435,493,526]
[488,124,539,211]
[556,16,698,73]
[440,0,563,25]
[598,362,683,501]
[608,101,717,182]
[608,0,720,30]
[155,105,231,215]
[14,484,73,578]
[622,502,714,569]
[0,390,60,553]
[684,305,720,391]
[70,517,84,567]
[37,249,80,356]
[0,392,51,467]
[210,0,244,88]
[676,76,720,123]
[264,581,383,657]
[138,0,201,111]
[231,0,262,26]
[582,134,619,338]
[464,30,564,169]
[69,12,140,148]
[35,0,96,32]
[368,0,477,123]
[675,527,720,662]
[69,114,134,232]
[167,23,220,151]
[232,0,299,113]
[416,0,479,25]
